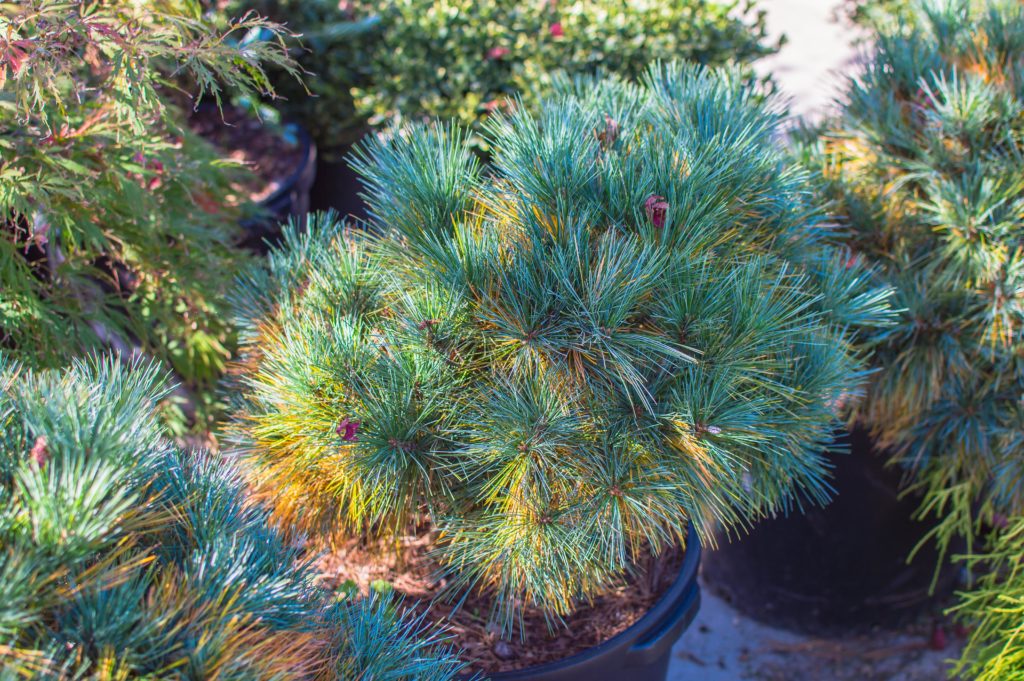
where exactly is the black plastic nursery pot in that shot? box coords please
[258,122,317,223]
[309,147,369,222]
[702,426,961,634]
[478,523,702,681]
[242,122,317,251]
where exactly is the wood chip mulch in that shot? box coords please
[189,105,304,203]
[315,528,685,675]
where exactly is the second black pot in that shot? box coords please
[309,149,369,222]
[702,425,961,634]
[481,523,701,681]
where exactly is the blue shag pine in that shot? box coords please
[796,2,1024,678]
[0,354,467,680]
[230,62,893,633]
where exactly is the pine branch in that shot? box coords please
[231,61,892,630]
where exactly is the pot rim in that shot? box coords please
[259,121,316,207]
[484,521,701,679]
[191,102,317,208]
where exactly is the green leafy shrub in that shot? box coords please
[244,0,778,152]
[844,0,916,26]
[229,63,891,631]
[796,1,1024,676]
[0,353,467,680]
[0,0,299,431]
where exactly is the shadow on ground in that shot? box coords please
[668,575,962,681]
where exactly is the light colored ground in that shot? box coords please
[753,0,868,124]
[666,4,956,679]
[668,575,960,681]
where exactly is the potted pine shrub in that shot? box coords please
[782,0,1024,664]
[0,353,468,679]
[228,62,891,679]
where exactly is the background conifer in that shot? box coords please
[798,2,1024,676]
[0,354,466,680]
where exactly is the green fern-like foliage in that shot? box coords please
[0,353,467,681]
[796,1,1024,676]
[229,63,892,629]
[797,0,1024,557]
[0,1,301,431]
[952,516,1024,681]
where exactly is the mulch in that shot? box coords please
[315,527,685,675]
[189,105,303,203]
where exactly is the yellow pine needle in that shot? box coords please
[668,420,730,486]
[531,203,564,241]
[92,649,134,681]
[62,543,156,597]
[0,645,53,678]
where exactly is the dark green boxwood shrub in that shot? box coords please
[845,0,915,26]
[243,0,779,152]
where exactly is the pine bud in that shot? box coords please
[29,436,49,467]
[336,417,361,442]
[644,194,668,228]
[597,114,619,147]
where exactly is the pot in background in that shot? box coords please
[309,146,369,222]
[242,122,317,251]
[702,426,961,634]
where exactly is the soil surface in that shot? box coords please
[189,106,303,203]
[315,529,685,675]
